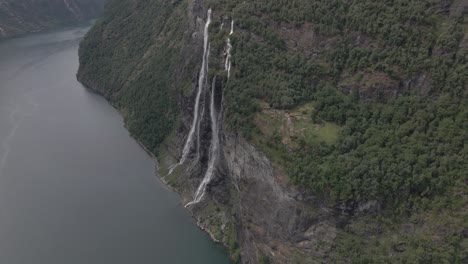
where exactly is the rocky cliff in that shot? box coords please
[0,0,105,39]
[78,0,467,263]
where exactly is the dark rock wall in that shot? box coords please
[78,0,468,263]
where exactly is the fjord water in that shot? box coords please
[0,26,230,264]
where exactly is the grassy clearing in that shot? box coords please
[253,101,340,150]
[291,103,340,145]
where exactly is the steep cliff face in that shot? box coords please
[221,136,337,263]
[78,0,467,263]
[78,1,336,262]
[0,0,104,39]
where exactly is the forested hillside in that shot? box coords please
[78,0,197,151]
[218,0,467,210]
[220,0,467,261]
[78,0,467,262]
[0,0,105,39]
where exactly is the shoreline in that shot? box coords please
[79,82,229,254]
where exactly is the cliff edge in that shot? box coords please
[78,0,467,263]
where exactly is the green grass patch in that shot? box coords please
[294,119,340,145]
[292,102,340,145]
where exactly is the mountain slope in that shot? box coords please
[78,0,467,263]
[0,0,105,39]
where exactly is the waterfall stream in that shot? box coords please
[186,76,220,207]
[224,20,234,79]
[186,19,235,206]
[168,9,212,175]
[169,11,234,206]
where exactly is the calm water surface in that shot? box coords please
[0,26,230,264]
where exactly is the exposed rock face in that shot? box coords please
[0,0,104,39]
[220,135,336,263]
[139,2,340,261]
[76,0,342,262]
[161,126,338,263]
[77,0,467,263]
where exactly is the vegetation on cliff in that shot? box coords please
[78,0,467,262]
[78,0,198,152]
[217,0,467,261]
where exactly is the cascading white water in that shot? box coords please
[186,19,235,206]
[186,76,220,207]
[168,9,212,175]
[195,88,205,161]
[195,44,211,162]
[230,19,234,35]
[224,20,234,78]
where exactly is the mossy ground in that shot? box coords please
[251,101,341,168]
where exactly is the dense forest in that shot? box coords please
[213,0,467,262]
[208,0,467,206]
[79,0,467,262]
[78,0,194,151]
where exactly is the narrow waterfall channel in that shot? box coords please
[168,9,212,175]
[186,19,234,206]
[169,11,235,206]
[225,20,234,78]
[186,76,221,207]
[196,44,210,162]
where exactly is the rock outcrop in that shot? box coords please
[77,0,467,263]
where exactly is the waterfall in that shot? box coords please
[169,11,231,206]
[195,43,210,162]
[224,20,234,79]
[168,9,212,175]
[0,27,5,37]
[186,19,235,206]
[186,76,220,207]
[230,19,234,35]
